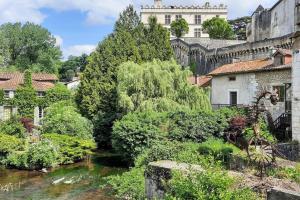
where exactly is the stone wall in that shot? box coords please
[171,34,292,75]
[255,69,292,120]
[267,187,300,200]
[276,142,300,161]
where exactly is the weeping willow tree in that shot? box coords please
[117,60,211,114]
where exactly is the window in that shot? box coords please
[216,15,220,17]
[37,91,45,97]
[165,15,171,25]
[229,76,236,81]
[273,86,285,102]
[38,107,44,119]
[4,90,9,98]
[3,106,12,121]
[195,15,201,24]
[229,91,237,106]
[194,28,201,38]
[175,15,182,21]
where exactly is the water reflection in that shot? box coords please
[0,152,126,200]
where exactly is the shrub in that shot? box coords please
[198,139,243,165]
[267,164,300,184]
[5,140,58,170]
[167,111,227,142]
[0,116,26,138]
[45,83,72,105]
[42,101,93,139]
[43,133,96,164]
[0,133,24,156]
[112,111,167,162]
[104,167,146,200]
[165,170,260,200]
[215,107,247,122]
[20,117,34,133]
[244,118,276,143]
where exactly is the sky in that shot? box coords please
[0,0,277,60]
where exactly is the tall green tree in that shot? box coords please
[60,54,88,81]
[76,5,173,147]
[202,17,235,40]
[170,18,189,38]
[0,22,62,73]
[117,60,211,114]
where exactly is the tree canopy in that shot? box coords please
[117,60,211,114]
[76,5,173,147]
[170,18,189,38]
[202,17,235,40]
[59,54,88,81]
[0,22,62,73]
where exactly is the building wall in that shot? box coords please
[211,70,291,120]
[141,2,227,38]
[255,69,292,120]
[211,73,257,106]
[292,43,300,142]
[247,0,296,42]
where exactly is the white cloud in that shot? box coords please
[54,35,63,47]
[63,44,96,59]
[0,0,278,25]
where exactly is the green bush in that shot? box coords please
[112,111,167,162]
[198,139,243,165]
[215,107,247,121]
[45,83,72,105]
[43,133,96,164]
[0,133,24,156]
[267,164,300,184]
[167,111,227,142]
[0,116,26,138]
[42,101,93,139]
[5,140,58,170]
[165,170,260,200]
[104,167,146,200]
[244,118,276,143]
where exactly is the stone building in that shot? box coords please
[0,72,58,125]
[140,0,227,38]
[209,49,292,122]
[247,0,297,43]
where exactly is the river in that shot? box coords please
[0,152,126,200]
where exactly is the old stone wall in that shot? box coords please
[171,34,292,75]
[255,69,292,120]
[276,142,299,161]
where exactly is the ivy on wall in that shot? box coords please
[0,70,72,119]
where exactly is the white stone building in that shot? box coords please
[140,0,227,38]
[209,49,292,124]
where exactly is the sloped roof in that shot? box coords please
[209,59,291,76]
[0,72,58,91]
[188,76,212,87]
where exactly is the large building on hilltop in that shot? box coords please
[140,0,228,38]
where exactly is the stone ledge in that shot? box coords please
[267,187,300,200]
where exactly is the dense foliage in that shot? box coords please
[0,116,26,138]
[202,17,235,40]
[228,16,252,40]
[43,134,96,164]
[170,18,189,38]
[117,60,211,114]
[59,54,88,81]
[44,83,72,105]
[76,5,173,147]
[0,22,62,73]
[0,133,24,157]
[42,101,93,139]
[166,170,259,200]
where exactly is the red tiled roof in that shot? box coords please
[209,58,291,76]
[0,72,57,91]
[188,76,212,87]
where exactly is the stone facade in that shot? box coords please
[292,36,300,142]
[140,0,227,38]
[171,34,292,75]
[211,69,291,120]
[247,0,297,43]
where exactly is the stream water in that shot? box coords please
[0,152,126,200]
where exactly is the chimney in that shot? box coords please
[154,0,162,8]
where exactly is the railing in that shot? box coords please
[212,104,245,110]
[273,112,291,130]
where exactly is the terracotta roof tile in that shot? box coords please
[188,76,212,87]
[0,72,57,91]
[209,58,291,76]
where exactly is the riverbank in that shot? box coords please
[0,152,126,200]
